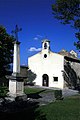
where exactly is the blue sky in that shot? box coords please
[0,0,78,65]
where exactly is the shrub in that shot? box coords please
[0,86,8,97]
[54,90,63,100]
[77,84,80,93]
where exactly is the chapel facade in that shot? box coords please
[28,39,80,89]
[28,39,64,89]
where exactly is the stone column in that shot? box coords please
[8,41,25,97]
[13,41,20,75]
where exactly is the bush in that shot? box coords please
[0,86,8,97]
[77,84,80,93]
[54,90,63,100]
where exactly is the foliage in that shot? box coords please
[52,0,80,49]
[54,89,63,100]
[0,25,14,80]
[27,69,36,85]
[0,86,8,97]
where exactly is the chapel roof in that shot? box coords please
[58,49,79,61]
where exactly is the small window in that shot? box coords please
[44,43,47,49]
[44,54,47,58]
[54,77,58,82]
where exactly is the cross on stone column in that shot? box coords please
[7,25,27,98]
[12,25,22,41]
[11,25,22,75]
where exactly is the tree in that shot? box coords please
[52,0,80,49]
[27,69,36,85]
[0,25,14,84]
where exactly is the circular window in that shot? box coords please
[44,54,47,58]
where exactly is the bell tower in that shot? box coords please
[42,39,50,58]
[42,39,50,51]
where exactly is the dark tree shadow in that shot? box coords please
[27,90,46,99]
[0,97,47,120]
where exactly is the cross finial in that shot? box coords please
[12,25,22,41]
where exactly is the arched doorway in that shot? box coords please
[42,74,49,87]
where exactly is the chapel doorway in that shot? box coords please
[42,74,49,87]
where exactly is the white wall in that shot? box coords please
[28,50,64,89]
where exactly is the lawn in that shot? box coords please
[24,86,54,94]
[24,87,44,94]
[0,86,80,120]
[24,87,80,120]
[37,95,80,120]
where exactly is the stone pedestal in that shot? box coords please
[8,76,24,97]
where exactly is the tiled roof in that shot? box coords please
[58,49,78,60]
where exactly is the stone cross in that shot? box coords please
[8,25,26,97]
[12,25,22,41]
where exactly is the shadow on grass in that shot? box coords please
[27,90,46,99]
[0,97,47,120]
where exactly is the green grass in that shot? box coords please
[24,87,80,120]
[24,87,54,94]
[37,95,80,120]
[24,87,44,94]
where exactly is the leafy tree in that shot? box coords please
[0,25,14,84]
[27,69,36,85]
[52,0,80,49]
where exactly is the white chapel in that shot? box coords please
[28,39,64,89]
[28,39,80,89]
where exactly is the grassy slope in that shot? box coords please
[38,95,80,120]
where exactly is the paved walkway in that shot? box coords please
[26,86,79,105]
[62,88,79,97]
